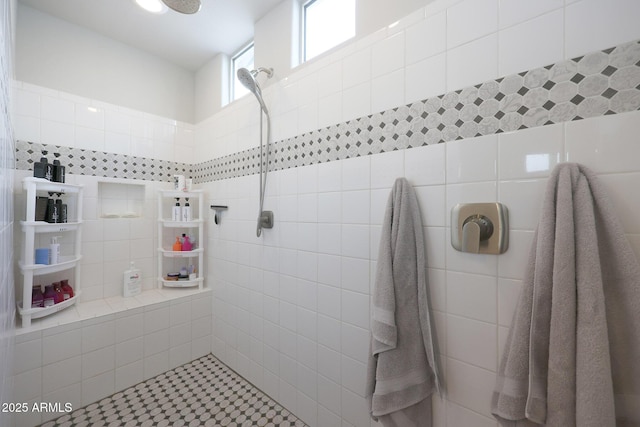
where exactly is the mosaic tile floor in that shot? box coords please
[41,354,307,427]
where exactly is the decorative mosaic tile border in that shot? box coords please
[192,39,640,183]
[15,40,640,184]
[15,140,191,182]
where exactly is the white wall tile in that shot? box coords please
[370,150,404,189]
[447,33,499,92]
[498,10,564,76]
[342,48,372,89]
[446,135,498,183]
[446,315,497,371]
[597,173,640,234]
[498,179,547,231]
[319,92,343,129]
[498,123,564,179]
[498,278,522,327]
[341,156,370,191]
[447,0,498,49]
[405,53,447,104]
[497,230,534,279]
[405,11,447,65]
[565,111,640,174]
[41,120,75,148]
[447,271,497,323]
[372,69,405,114]
[372,32,405,78]
[341,225,370,259]
[340,290,369,329]
[565,0,640,59]
[41,96,75,124]
[318,161,342,193]
[75,105,104,130]
[405,143,446,186]
[342,190,370,224]
[498,0,563,29]
[447,401,498,427]
[342,82,371,122]
[446,358,496,417]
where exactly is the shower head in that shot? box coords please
[161,0,201,14]
[237,67,273,113]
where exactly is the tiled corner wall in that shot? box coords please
[195,0,640,427]
[11,291,213,426]
[0,1,15,425]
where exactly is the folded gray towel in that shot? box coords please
[366,177,442,426]
[492,163,640,426]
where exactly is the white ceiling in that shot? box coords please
[18,0,285,71]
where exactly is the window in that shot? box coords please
[231,43,254,102]
[303,0,355,62]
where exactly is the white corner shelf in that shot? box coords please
[158,277,205,288]
[19,177,83,328]
[17,293,81,320]
[157,189,205,291]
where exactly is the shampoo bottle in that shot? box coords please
[53,159,66,183]
[60,279,74,300]
[34,157,54,180]
[49,236,60,264]
[123,261,142,297]
[55,199,63,223]
[32,285,44,308]
[173,236,182,251]
[46,198,58,223]
[43,285,56,307]
[182,234,192,251]
[172,198,181,221]
[182,198,192,222]
[52,282,64,304]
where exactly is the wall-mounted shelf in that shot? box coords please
[157,190,205,291]
[18,178,83,328]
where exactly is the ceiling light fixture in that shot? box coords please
[134,0,168,14]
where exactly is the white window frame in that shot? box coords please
[301,0,356,63]
[231,42,255,102]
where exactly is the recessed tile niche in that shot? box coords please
[98,181,145,219]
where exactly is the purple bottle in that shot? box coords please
[43,285,56,308]
[32,285,44,308]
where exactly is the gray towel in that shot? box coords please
[492,163,640,426]
[366,177,442,427]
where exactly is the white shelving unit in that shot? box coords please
[157,190,205,290]
[18,177,83,328]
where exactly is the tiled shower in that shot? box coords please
[4,0,640,426]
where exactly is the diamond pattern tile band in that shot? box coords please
[16,40,640,184]
[41,354,307,427]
